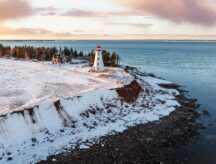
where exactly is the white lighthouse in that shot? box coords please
[93,45,104,72]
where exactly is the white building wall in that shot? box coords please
[93,50,104,71]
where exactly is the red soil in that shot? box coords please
[116,80,143,103]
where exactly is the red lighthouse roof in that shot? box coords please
[96,45,102,51]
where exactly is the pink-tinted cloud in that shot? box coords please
[0,0,33,22]
[0,26,215,40]
[106,22,153,29]
[60,10,97,17]
[0,26,115,39]
[0,26,76,38]
[47,9,146,18]
[115,0,216,26]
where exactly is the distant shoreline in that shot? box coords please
[0,39,216,42]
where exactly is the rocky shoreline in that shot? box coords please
[39,69,202,164]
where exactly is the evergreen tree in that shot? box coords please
[111,52,117,67]
[78,51,84,57]
[102,50,110,66]
[74,50,78,58]
[64,47,70,56]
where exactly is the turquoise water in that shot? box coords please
[1,40,216,163]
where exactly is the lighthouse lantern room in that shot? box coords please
[93,45,104,72]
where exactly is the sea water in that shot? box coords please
[1,40,216,163]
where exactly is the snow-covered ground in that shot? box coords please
[0,58,180,163]
[0,58,130,115]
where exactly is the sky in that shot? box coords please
[0,0,216,40]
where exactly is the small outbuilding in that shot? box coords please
[52,53,59,64]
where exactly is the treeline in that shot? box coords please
[88,50,120,67]
[0,44,120,67]
[0,44,86,61]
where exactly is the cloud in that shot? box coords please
[46,9,147,18]
[0,0,33,22]
[0,26,47,35]
[106,22,153,29]
[60,10,97,17]
[115,0,216,26]
[0,26,77,38]
[0,26,215,40]
[0,26,111,39]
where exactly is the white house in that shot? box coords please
[93,45,104,72]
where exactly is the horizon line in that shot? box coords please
[0,39,216,42]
